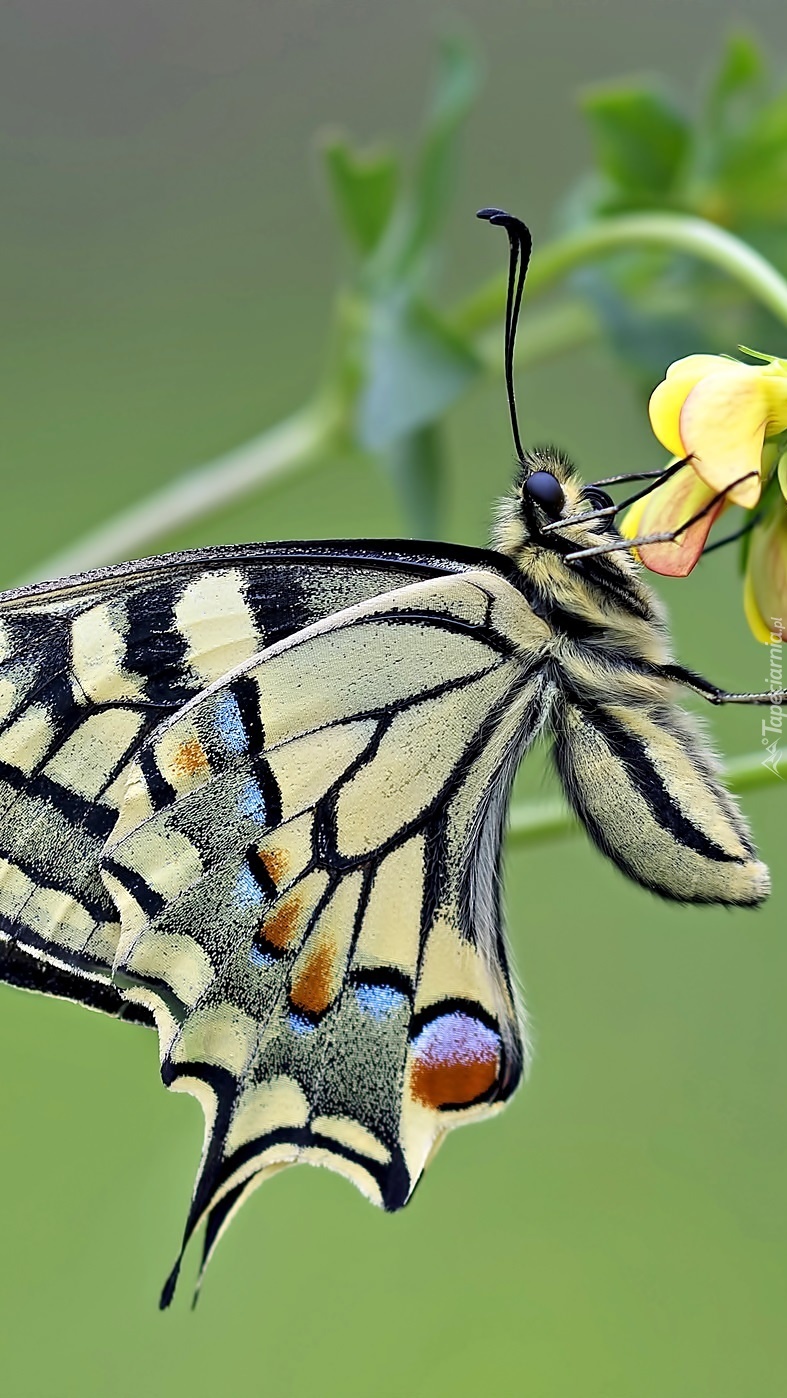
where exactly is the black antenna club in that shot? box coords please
[477,207,533,463]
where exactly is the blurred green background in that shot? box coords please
[1,1,786,1395]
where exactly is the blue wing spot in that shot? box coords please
[234,865,268,910]
[288,1013,316,1036]
[213,693,248,754]
[238,777,268,824]
[250,945,275,969]
[355,983,408,1021]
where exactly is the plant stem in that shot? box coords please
[18,398,341,584]
[456,212,787,335]
[507,746,786,847]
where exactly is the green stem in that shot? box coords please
[507,746,787,847]
[456,212,787,335]
[18,397,341,585]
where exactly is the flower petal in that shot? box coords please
[745,503,787,643]
[678,369,772,508]
[743,572,774,644]
[648,355,737,458]
[620,462,727,576]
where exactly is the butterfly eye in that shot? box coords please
[523,471,565,519]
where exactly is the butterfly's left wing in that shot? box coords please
[0,541,521,1024]
[101,569,550,1303]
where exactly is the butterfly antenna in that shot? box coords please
[541,456,693,534]
[565,471,758,562]
[477,208,533,463]
[701,511,760,556]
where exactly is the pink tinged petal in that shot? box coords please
[745,505,787,643]
[621,462,727,577]
[678,369,769,508]
[648,355,738,458]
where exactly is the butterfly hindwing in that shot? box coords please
[551,691,769,904]
[100,570,547,1301]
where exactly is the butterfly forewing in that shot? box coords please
[0,543,517,1019]
[101,571,543,1299]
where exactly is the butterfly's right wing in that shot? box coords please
[99,569,552,1301]
[551,688,769,904]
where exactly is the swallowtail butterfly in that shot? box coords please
[0,210,781,1305]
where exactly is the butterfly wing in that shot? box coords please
[551,690,769,904]
[0,540,520,1020]
[100,569,550,1303]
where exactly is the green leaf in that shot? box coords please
[574,265,710,393]
[719,92,787,219]
[386,422,444,536]
[380,34,481,280]
[322,135,400,255]
[581,83,690,199]
[695,34,784,223]
[706,31,764,125]
[358,293,479,450]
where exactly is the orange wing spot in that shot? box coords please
[257,895,302,952]
[410,1011,501,1110]
[289,939,336,1017]
[257,846,288,884]
[171,737,210,780]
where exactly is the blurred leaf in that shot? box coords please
[564,33,787,384]
[322,135,400,255]
[380,34,481,280]
[321,36,482,539]
[694,34,787,226]
[705,31,764,127]
[718,93,787,219]
[386,422,444,536]
[573,266,710,393]
[358,293,479,450]
[581,83,690,200]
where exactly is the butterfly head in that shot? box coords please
[476,209,643,587]
[494,447,633,568]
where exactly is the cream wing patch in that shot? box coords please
[174,571,261,684]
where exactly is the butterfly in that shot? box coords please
[0,209,782,1307]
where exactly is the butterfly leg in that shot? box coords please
[662,663,786,706]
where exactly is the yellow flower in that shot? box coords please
[649,352,787,510]
[622,352,787,582]
[744,458,787,644]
